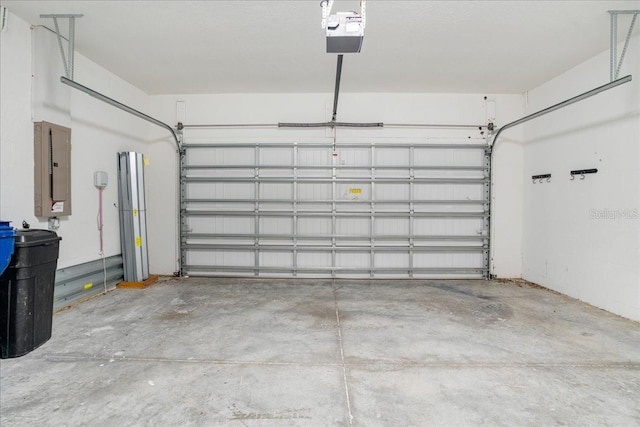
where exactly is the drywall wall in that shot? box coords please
[520,34,640,321]
[0,13,33,235]
[147,92,524,276]
[0,10,525,279]
[0,12,151,269]
[32,26,71,127]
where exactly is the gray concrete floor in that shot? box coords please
[1,278,639,426]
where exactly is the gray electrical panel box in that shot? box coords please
[326,12,364,53]
[34,121,72,217]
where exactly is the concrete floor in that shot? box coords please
[1,278,639,426]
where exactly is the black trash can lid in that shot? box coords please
[15,229,62,247]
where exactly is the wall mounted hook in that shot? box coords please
[570,168,598,180]
[532,174,551,184]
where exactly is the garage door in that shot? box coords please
[181,139,490,278]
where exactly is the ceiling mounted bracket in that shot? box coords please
[322,0,365,53]
[320,0,335,29]
[40,14,83,80]
[1,6,8,32]
[321,1,366,29]
[332,54,344,123]
[608,10,639,81]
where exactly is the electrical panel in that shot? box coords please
[34,121,72,217]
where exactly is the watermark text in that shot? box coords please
[589,208,638,220]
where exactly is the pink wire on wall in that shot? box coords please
[98,187,104,253]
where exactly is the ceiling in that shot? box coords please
[3,0,640,95]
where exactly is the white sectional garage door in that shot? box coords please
[181,139,490,278]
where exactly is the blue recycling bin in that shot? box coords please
[0,221,15,276]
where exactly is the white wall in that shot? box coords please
[0,12,151,269]
[0,13,33,236]
[148,92,524,276]
[4,11,636,322]
[520,34,640,321]
[0,11,526,280]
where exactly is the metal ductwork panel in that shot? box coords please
[54,255,123,310]
[117,152,149,282]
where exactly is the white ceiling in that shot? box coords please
[3,0,640,94]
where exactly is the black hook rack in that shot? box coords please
[532,174,551,184]
[570,168,598,180]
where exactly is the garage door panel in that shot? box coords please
[451,185,486,200]
[412,170,485,179]
[335,147,370,166]
[337,183,370,201]
[298,252,331,269]
[186,182,255,199]
[336,218,371,235]
[187,216,254,234]
[260,148,292,165]
[259,252,293,268]
[259,202,294,211]
[298,147,332,166]
[413,148,484,166]
[259,217,292,234]
[374,253,410,269]
[413,217,485,236]
[413,183,485,200]
[335,203,371,213]
[298,170,332,178]
[187,250,254,267]
[336,252,370,268]
[298,217,332,235]
[260,183,293,199]
[413,252,485,269]
[374,183,409,200]
[181,140,490,278]
[260,169,294,178]
[374,147,409,166]
[374,218,409,235]
[412,204,484,213]
[186,147,255,167]
[298,183,332,200]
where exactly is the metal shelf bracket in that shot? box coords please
[609,10,640,81]
[40,14,83,80]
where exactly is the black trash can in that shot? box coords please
[0,230,61,358]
